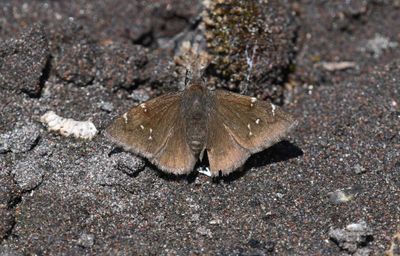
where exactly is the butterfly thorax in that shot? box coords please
[181,83,210,157]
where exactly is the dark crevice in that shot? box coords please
[2,215,17,243]
[28,135,41,152]
[132,30,155,47]
[7,194,22,209]
[107,146,125,157]
[188,16,202,31]
[127,78,150,92]
[109,77,150,97]
[37,55,52,94]
[22,54,53,98]
[4,190,22,243]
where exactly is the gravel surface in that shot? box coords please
[0,0,399,255]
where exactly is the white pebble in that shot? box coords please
[40,111,97,140]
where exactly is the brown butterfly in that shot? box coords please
[106,77,297,177]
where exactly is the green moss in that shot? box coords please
[204,0,266,85]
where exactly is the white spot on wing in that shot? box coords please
[140,103,148,112]
[247,123,253,136]
[250,97,257,107]
[271,103,276,116]
[140,125,145,130]
[122,113,128,124]
[255,118,260,124]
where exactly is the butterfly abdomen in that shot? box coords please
[184,103,208,156]
[182,84,210,156]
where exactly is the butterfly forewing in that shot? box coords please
[106,92,196,173]
[213,90,297,153]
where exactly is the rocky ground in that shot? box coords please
[0,0,399,255]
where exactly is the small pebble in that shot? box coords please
[329,190,353,204]
[111,152,145,176]
[191,214,200,222]
[328,221,373,253]
[40,111,97,140]
[128,89,150,102]
[320,61,357,71]
[361,34,398,58]
[209,219,221,225]
[354,164,366,174]
[77,233,95,248]
[329,186,362,204]
[98,101,114,112]
[196,226,211,236]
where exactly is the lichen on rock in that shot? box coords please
[203,0,298,102]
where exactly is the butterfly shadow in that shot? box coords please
[109,147,200,183]
[109,140,302,183]
[154,167,199,183]
[216,140,303,183]
[154,140,303,183]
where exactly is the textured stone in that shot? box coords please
[0,25,50,97]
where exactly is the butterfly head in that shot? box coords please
[184,63,207,88]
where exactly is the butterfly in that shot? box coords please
[106,77,297,177]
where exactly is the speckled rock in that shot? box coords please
[0,25,50,97]
[0,122,41,154]
[0,173,21,241]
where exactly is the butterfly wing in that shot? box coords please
[152,112,197,175]
[206,90,297,175]
[106,92,196,174]
[206,110,251,176]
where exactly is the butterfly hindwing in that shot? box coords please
[153,113,197,174]
[206,107,251,175]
